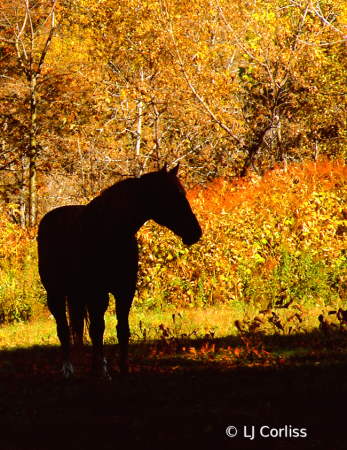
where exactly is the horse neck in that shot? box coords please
[86,178,146,237]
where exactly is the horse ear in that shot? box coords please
[169,163,180,176]
[160,163,167,173]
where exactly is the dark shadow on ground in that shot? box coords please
[0,332,346,450]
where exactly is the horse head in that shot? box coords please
[139,164,202,246]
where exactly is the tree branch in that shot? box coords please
[166,14,242,146]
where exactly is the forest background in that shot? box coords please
[1,0,347,328]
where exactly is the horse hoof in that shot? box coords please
[62,360,74,378]
[94,370,112,381]
[93,358,111,380]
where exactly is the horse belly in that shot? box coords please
[80,237,139,293]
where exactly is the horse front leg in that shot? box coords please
[114,293,133,373]
[87,292,110,378]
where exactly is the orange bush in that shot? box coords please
[136,160,347,309]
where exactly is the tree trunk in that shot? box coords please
[135,97,142,158]
[239,127,270,177]
[276,114,284,162]
[28,75,37,227]
[153,103,161,169]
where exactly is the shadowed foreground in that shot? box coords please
[0,337,346,450]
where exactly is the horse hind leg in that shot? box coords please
[47,291,74,378]
[66,292,86,348]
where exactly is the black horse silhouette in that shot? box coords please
[38,164,202,377]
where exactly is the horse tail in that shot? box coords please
[66,294,89,346]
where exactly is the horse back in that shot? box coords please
[38,205,85,291]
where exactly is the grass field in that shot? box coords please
[1,304,347,449]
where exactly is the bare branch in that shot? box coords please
[0,37,15,43]
[37,25,55,75]
[166,13,241,146]
[292,2,310,51]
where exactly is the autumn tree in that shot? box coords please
[165,0,347,176]
[0,0,58,225]
[79,0,231,182]
[1,0,347,227]
[0,0,111,221]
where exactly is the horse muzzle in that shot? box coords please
[182,226,202,246]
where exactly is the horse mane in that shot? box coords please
[98,169,184,202]
[99,177,139,199]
